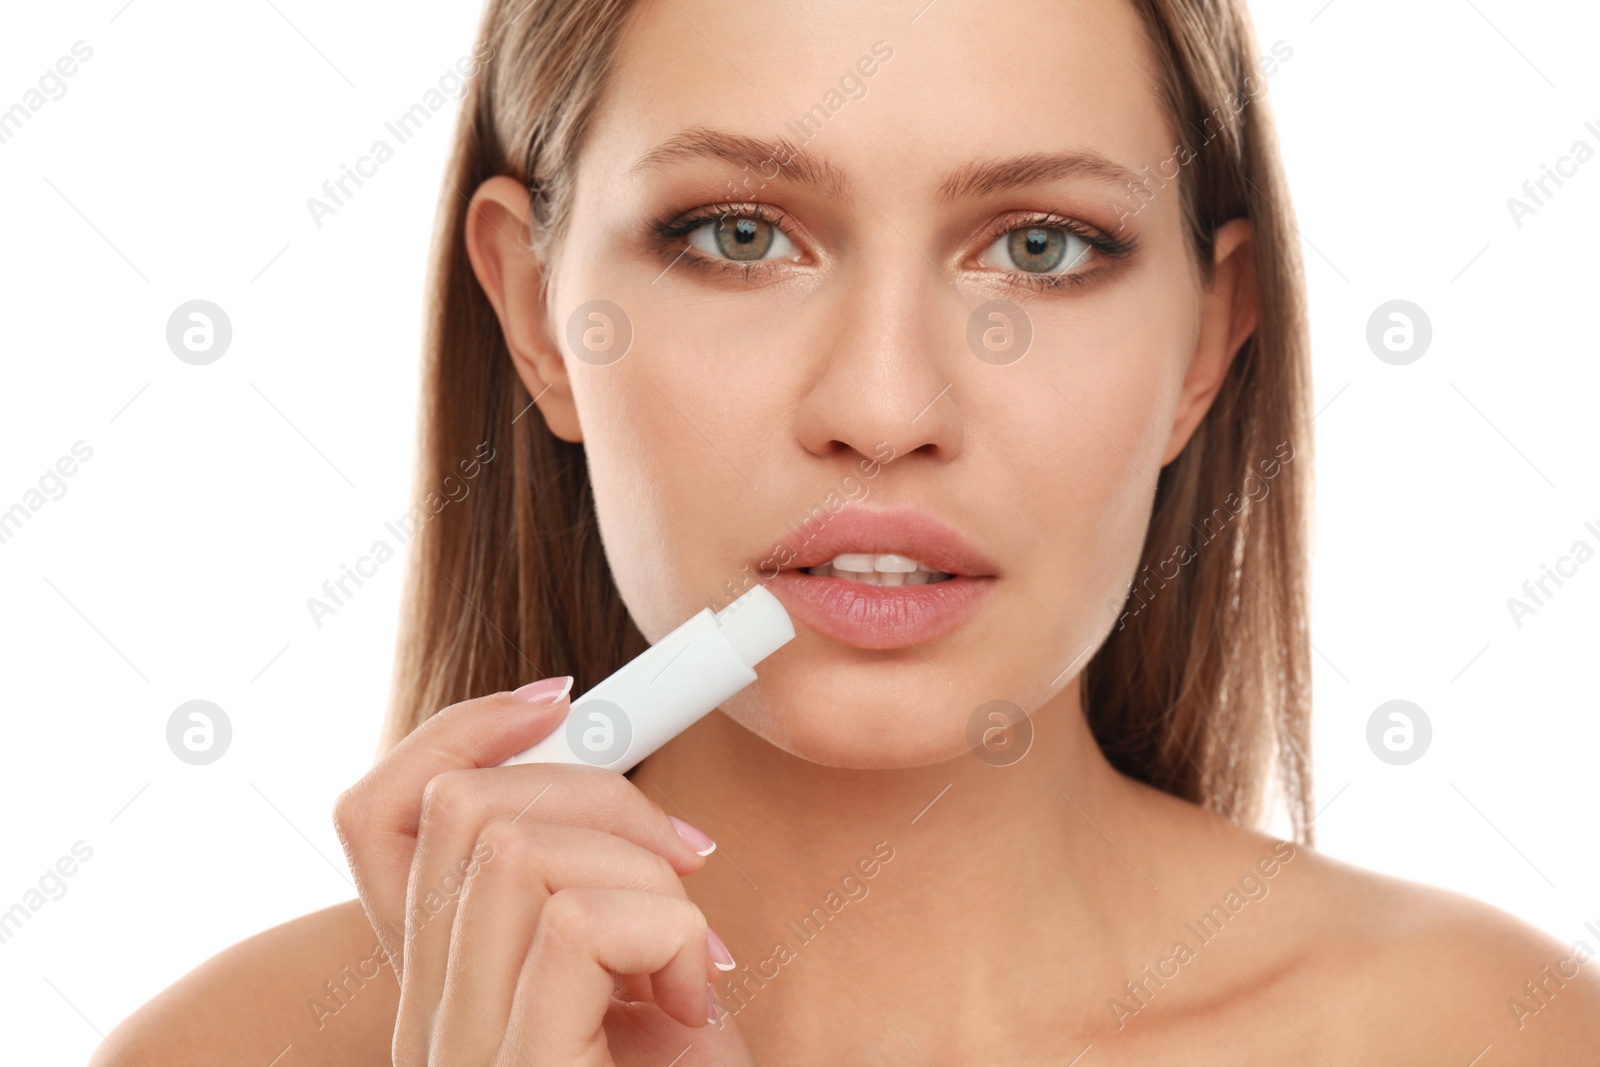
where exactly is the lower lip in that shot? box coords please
[764,570,995,650]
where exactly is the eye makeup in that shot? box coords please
[643,197,1139,293]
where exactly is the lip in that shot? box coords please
[755,505,999,650]
[766,505,1000,578]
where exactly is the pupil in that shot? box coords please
[1008,225,1066,272]
[714,215,774,260]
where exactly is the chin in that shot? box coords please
[722,674,981,772]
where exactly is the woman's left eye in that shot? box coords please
[687,214,800,262]
[981,225,1094,276]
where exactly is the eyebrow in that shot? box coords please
[628,127,855,203]
[630,126,1139,206]
[935,151,1141,204]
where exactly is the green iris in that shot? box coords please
[1007,226,1069,273]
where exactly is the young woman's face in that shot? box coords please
[486,0,1254,768]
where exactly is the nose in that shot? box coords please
[791,253,965,467]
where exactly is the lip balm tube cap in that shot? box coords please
[714,585,794,669]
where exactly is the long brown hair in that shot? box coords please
[382,0,1315,841]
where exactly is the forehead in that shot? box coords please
[584,0,1174,198]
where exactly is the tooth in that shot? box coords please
[815,552,960,583]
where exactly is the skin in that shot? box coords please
[94,0,1599,1063]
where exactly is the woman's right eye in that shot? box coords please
[686,213,800,263]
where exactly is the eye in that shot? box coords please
[687,212,800,262]
[980,224,1094,276]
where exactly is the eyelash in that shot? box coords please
[979,212,1138,292]
[649,203,1138,291]
[650,202,796,282]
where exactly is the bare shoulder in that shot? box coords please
[1259,842,1600,1063]
[90,898,397,1067]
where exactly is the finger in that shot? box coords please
[509,887,713,1060]
[410,819,698,1053]
[605,998,754,1064]
[331,679,573,953]
[402,761,713,970]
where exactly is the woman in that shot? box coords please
[97,0,1598,1061]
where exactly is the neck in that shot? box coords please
[629,677,1176,1057]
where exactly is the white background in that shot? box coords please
[1,1,1596,1062]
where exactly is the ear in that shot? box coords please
[1159,217,1257,465]
[463,175,582,443]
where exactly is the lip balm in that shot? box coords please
[499,584,794,773]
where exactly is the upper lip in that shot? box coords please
[762,505,999,578]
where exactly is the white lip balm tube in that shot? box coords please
[499,584,794,773]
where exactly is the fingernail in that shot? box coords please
[706,926,736,971]
[707,983,719,1025]
[513,675,572,705]
[669,815,716,856]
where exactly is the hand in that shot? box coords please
[333,678,754,1065]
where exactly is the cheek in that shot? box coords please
[567,328,780,642]
[996,283,1196,617]
[1047,264,1196,482]
[569,356,697,640]
[555,222,777,641]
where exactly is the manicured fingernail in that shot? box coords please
[669,815,716,856]
[513,675,572,705]
[706,926,735,971]
[707,983,719,1025]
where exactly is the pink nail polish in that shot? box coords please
[706,926,736,970]
[707,983,719,1025]
[669,815,717,856]
[513,675,573,705]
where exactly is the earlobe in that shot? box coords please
[1159,218,1258,466]
[463,175,583,443]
